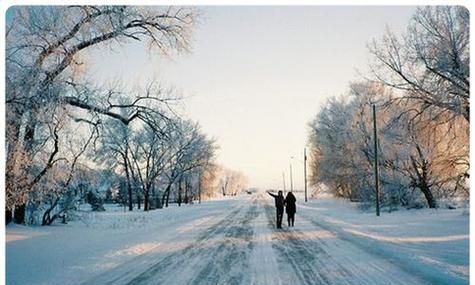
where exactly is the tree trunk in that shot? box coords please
[42,212,63,226]
[419,182,437,208]
[177,179,182,207]
[124,153,133,211]
[161,189,168,207]
[162,184,172,208]
[464,105,469,123]
[23,111,38,154]
[6,209,12,224]
[420,161,436,208]
[411,155,437,208]
[144,189,149,211]
[198,173,201,204]
[42,198,60,226]
[9,111,38,225]
[125,172,133,211]
[6,109,24,220]
[166,189,171,208]
[13,204,26,224]
[184,179,189,204]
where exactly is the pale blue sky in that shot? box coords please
[87,6,417,189]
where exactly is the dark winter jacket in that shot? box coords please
[268,192,285,209]
[284,192,296,214]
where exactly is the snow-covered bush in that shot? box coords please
[86,191,105,212]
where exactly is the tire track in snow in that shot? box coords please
[249,195,286,285]
[79,201,245,285]
[79,210,222,285]
[297,207,433,285]
[122,198,258,285]
[263,198,430,285]
[189,199,257,285]
[262,202,350,284]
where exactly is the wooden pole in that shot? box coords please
[304,148,308,202]
[198,172,202,204]
[373,104,380,216]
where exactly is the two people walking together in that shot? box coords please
[267,190,296,229]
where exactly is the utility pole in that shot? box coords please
[198,172,202,204]
[373,104,380,216]
[282,172,286,193]
[290,163,293,192]
[304,148,308,202]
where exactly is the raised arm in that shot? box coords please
[267,191,277,198]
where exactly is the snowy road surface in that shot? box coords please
[7,194,468,285]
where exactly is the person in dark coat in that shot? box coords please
[284,191,296,227]
[267,190,284,229]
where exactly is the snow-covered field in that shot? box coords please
[6,194,469,285]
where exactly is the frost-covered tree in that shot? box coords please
[161,120,217,207]
[367,6,469,207]
[309,6,469,210]
[6,6,196,223]
[383,102,469,208]
[308,96,357,199]
[95,113,135,211]
[308,81,469,209]
[128,123,171,211]
[198,163,221,200]
[216,167,248,197]
[369,6,469,122]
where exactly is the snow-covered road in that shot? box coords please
[81,195,430,285]
[84,199,258,285]
[7,194,468,285]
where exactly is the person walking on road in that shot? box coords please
[267,190,284,229]
[284,191,296,227]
